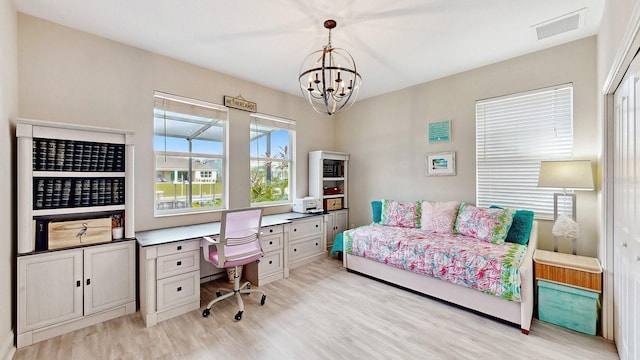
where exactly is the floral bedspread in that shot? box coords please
[344,224,528,302]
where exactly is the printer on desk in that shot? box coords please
[293,197,323,214]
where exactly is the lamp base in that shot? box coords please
[553,192,577,254]
[553,236,577,255]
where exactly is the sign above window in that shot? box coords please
[224,95,257,112]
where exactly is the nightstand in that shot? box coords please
[533,249,602,335]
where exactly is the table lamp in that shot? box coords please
[537,160,594,254]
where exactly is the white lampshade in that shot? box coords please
[537,160,594,191]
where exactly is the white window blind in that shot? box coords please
[476,84,573,219]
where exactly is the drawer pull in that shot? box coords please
[86,279,91,286]
[76,280,81,287]
[177,245,182,251]
[177,261,182,266]
[177,286,182,292]
[269,260,273,264]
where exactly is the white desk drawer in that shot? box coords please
[261,233,283,253]
[156,239,200,257]
[259,251,283,275]
[262,224,283,236]
[157,270,200,311]
[156,250,199,280]
[290,217,323,240]
[289,236,323,261]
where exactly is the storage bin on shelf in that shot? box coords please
[534,249,602,335]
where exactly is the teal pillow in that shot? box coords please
[371,200,382,223]
[490,206,534,245]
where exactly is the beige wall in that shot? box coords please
[17,14,336,232]
[0,1,17,359]
[337,37,599,257]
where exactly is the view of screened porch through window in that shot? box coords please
[154,92,227,215]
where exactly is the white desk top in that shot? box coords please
[135,212,322,247]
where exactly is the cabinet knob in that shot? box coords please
[177,286,182,292]
[315,224,319,228]
[177,245,182,251]
[269,260,273,264]
[623,243,628,248]
[294,248,297,252]
[76,280,81,287]
[636,256,640,262]
[177,261,182,266]
[269,241,273,245]
[294,228,297,232]
[315,242,319,246]
[269,229,273,233]
[86,279,91,286]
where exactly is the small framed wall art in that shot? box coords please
[425,151,456,176]
[428,119,451,143]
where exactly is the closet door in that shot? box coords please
[613,55,640,360]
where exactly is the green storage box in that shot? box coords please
[538,280,600,335]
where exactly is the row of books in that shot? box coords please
[32,138,125,172]
[322,163,345,177]
[34,177,125,210]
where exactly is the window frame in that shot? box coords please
[153,91,229,217]
[475,84,574,220]
[249,113,296,207]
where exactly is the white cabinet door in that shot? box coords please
[334,210,348,235]
[326,210,348,249]
[84,241,135,315]
[18,250,83,332]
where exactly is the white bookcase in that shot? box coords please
[309,150,349,251]
[15,118,136,347]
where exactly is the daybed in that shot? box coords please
[341,200,538,334]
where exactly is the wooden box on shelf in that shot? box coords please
[47,217,112,249]
[324,198,343,211]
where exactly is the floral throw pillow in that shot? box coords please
[454,203,515,244]
[381,200,421,228]
[421,201,461,234]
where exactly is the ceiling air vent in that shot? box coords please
[534,8,586,40]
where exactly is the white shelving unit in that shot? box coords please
[308,150,349,251]
[15,118,136,347]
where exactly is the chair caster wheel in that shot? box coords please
[234,311,243,321]
[260,295,266,305]
[215,291,222,297]
[202,308,210,317]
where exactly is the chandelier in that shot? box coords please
[299,20,362,116]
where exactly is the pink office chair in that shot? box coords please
[201,208,267,321]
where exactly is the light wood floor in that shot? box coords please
[14,257,618,360]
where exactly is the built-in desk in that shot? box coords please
[135,212,325,327]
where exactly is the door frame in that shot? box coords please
[601,3,640,341]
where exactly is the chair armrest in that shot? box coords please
[202,236,219,244]
[201,236,219,263]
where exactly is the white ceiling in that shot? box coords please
[14,0,606,100]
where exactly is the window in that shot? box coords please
[476,84,573,219]
[153,91,228,215]
[250,113,295,205]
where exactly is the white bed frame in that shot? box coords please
[343,222,538,334]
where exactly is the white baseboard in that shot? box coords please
[0,330,15,360]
